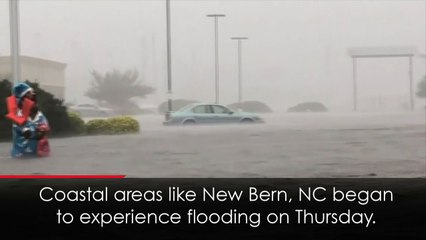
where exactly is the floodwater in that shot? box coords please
[0,112,425,177]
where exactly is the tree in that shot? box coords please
[416,76,426,98]
[85,69,155,113]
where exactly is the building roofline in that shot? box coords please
[0,55,67,68]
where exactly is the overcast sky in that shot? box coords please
[0,0,425,111]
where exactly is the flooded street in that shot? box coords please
[1,112,425,178]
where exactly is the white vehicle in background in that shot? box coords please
[68,103,114,118]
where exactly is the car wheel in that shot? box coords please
[183,120,196,126]
[241,118,254,124]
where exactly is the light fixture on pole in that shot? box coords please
[206,14,226,104]
[231,37,248,111]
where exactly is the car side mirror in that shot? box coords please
[228,111,234,115]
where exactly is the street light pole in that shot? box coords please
[409,56,414,111]
[352,57,358,111]
[9,0,21,90]
[166,0,173,111]
[206,14,225,104]
[231,37,248,111]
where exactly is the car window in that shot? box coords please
[192,105,211,113]
[212,105,231,114]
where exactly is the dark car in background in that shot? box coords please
[68,104,115,118]
[287,102,328,112]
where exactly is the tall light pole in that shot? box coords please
[166,0,173,111]
[409,55,414,111]
[206,14,225,104]
[231,37,248,111]
[352,57,357,111]
[9,0,21,89]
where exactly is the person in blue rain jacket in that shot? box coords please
[7,83,50,158]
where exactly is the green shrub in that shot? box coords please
[0,80,14,140]
[107,116,139,134]
[86,119,112,135]
[67,111,86,134]
[85,116,139,135]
